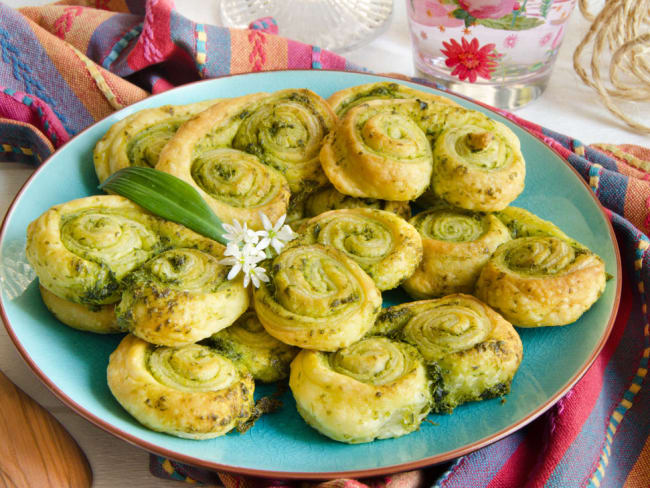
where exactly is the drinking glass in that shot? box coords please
[219,0,394,53]
[407,0,577,109]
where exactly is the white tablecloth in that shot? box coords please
[0,1,648,487]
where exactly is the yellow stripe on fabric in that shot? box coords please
[20,147,33,155]
[638,367,648,377]
[639,282,645,293]
[69,45,124,110]
[639,239,650,251]
[162,459,175,475]
[594,143,650,173]
[635,259,643,270]
[2,144,11,152]
[622,435,650,488]
[621,398,633,409]
[575,145,586,156]
[612,411,623,423]
[644,346,649,357]
[591,476,601,488]
[630,383,641,394]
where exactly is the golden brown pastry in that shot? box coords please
[93,100,218,183]
[475,236,607,327]
[117,247,249,347]
[328,81,458,117]
[25,195,169,306]
[402,205,510,299]
[158,90,336,210]
[320,99,435,201]
[291,208,422,290]
[158,145,290,229]
[107,334,254,439]
[302,185,411,220]
[289,336,431,443]
[209,310,298,383]
[253,244,382,351]
[39,285,123,334]
[426,116,525,212]
[371,294,523,413]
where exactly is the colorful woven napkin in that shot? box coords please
[1,1,648,487]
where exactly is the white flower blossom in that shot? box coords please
[220,242,265,283]
[257,212,297,254]
[222,220,260,246]
[220,213,294,288]
[244,263,270,288]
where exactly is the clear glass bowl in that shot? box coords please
[219,0,393,53]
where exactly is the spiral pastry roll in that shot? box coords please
[230,89,336,196]
[303,186,411,220]
[475,236,607,327]
[320,99,436,201]
[497,206,584,248]
[26,195,170,306]
[290,336,431,443]
[292,209,422,291]
[107,335,254,439]
[373,295,523,413]
[94,100,218,183]
[328,81,458,118]
[429,117,525,212]
[402,206,510,299]
[39,285,123,334]
[117,247,248,347]
[159,145,290,229]
[209,310,298,383]
[253,244,382,351]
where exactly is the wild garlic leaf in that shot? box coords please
[99,167,227,245]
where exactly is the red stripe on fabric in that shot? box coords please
[319,49,347,70]
[127,0,174,70]
[286,39,311,69]
[487,279,633,488]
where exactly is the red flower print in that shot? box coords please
[441,37,498,83]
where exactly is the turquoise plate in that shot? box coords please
[0,71,621,479]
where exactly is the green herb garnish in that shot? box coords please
[99,167,227,244]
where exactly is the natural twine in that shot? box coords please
[573,0,650,134]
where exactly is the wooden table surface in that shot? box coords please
[1,1,648,487]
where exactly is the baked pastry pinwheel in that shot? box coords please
[158,89,336,212]
[39,285,122,334]
[208,310,298,383]
[402,205,510,299]
[117,247,249,347]
[289,336,431,443]
[328,81,458,117]
[158,145,290,229]
[26,195,170,307]
[426,114,525,212]
[302,186,411,220]
[372,294,523,413]
[94,100,218,183]
[291,208,422,291]
[320,99,435,201]
[475,235,606,327]
[253,244,382,351]
[107,335,255,439]
[496,206,583,247]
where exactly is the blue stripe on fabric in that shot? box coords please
[545,302,645,487]
[3,87,16,96]
[200,23,231,78]
[0,4,91,135]
[100,23,143,69]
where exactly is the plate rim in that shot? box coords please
[0,69,622,480]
